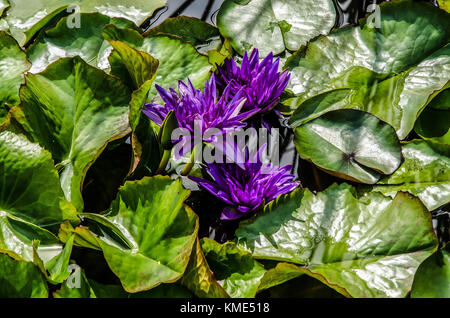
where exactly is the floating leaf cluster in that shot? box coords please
[0,0,448,298]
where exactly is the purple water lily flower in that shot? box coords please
[215,48,290,117]
[142,74,259,153]
[189,144,298,220]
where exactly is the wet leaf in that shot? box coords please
[236,183,438,297]
[217,0,336,56]
[372,140,450,210]
[3,57,131,211]
[293,109,403,184]
[285,1,450,139]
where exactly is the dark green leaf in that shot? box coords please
[144,16,222,54]
[201,238,266,298]
[411,246,450,298]
[4,57,131,211]
[0,253,48,297]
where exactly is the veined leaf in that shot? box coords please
[26,13,139,73]
[285,1,450,139]
[69,176,199,293]
[3,57,131,211]
[293,109,403,184]
[236,183,438,298]
[3,0,166,45]
[372,140,450,211]
[217,0,336,56]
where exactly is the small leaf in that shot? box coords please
[200,238,266,298]
[411,246,450,298]
[294,109,403,184]
[144,16,222,54]
[181,238,230,298]
[0,253,48,298]
[3,57,131,211]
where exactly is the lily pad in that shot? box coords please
[200,238,266,298]
[411,246,450,298]
[75,176,199,293]
[103,24,212,104]
[144,16,222,54]
[0,131,77,226]
[3,57,131,211]
[415,88,450,146]
[181,238,230,298]
[285,1,450,139]
[26,13,139,73]
[3,0,166,45]
[293,109,403,184]
[0,253,48,298]
[217,0,336,56]
[372,140,450,211]
[236,183,438,298]
[0,31,30,120]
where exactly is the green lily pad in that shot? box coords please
[285,1,450,139]
[236,183,438,298]
[411,246,450,298]
[54,265,192,298]
[181,238,230,298]
[372,140,450,211]
[4,57,131,211]
[0,253,48,297]
[415,88,450,145]
[76,176,199,293]
[200,238,266,298]
[0,31,30,121]
[3,0,166,45]
[293,109,403,184]
[26,13,139,73]
[257,262,304,292]
[0,131,77,226]
[144,16,222,54]
[103,24,212,105]
[105,38,162,179]
[217,0,336,56]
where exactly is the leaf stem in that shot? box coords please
[155,149,171,175]
[180,148,196,176]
